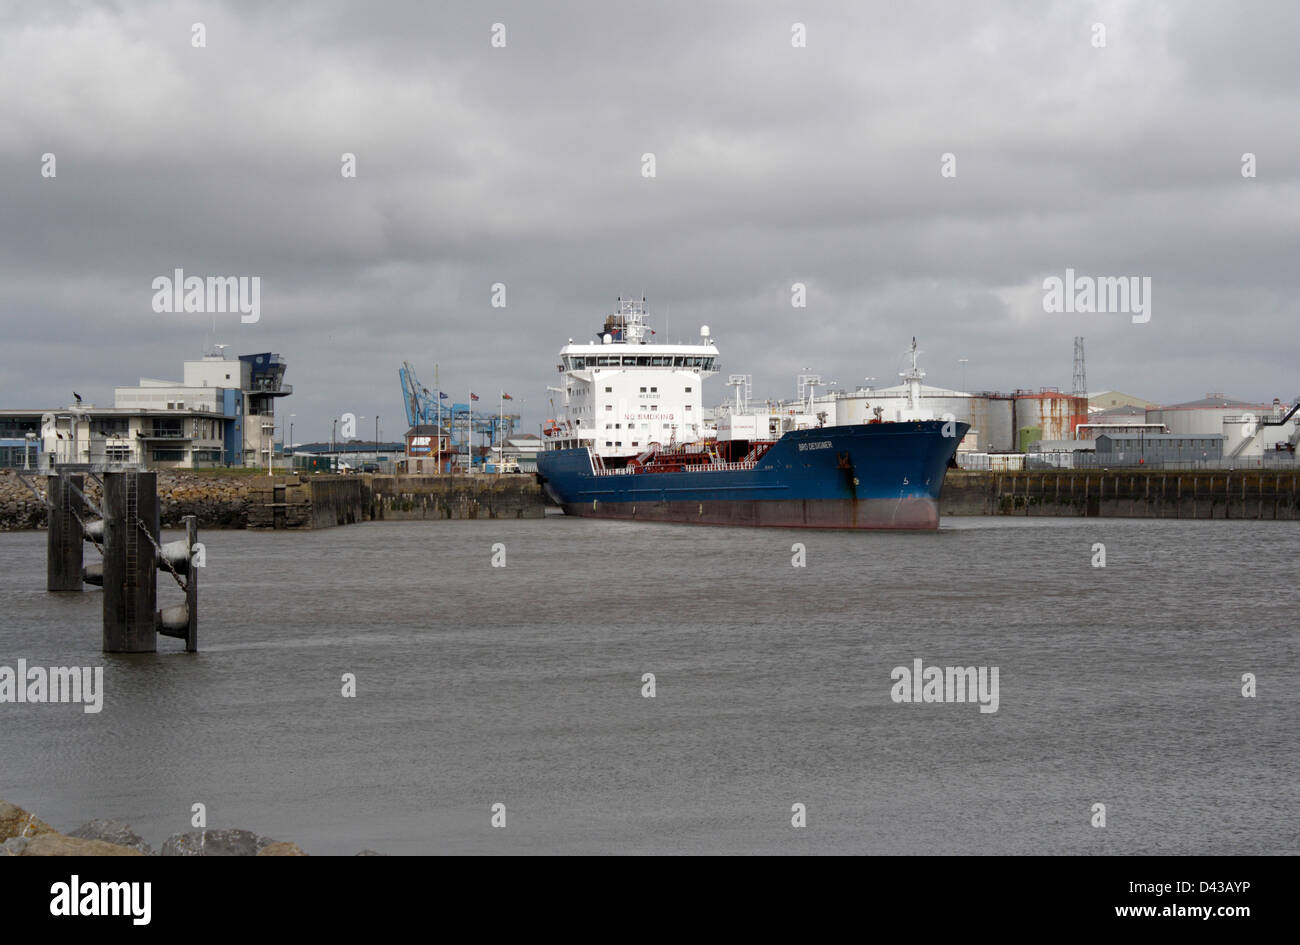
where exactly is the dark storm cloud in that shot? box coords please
[2,0,1296,438]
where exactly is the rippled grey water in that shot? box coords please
[1,514,1296,854]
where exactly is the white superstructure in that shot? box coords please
[545,299,719,459]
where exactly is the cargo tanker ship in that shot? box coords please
[536,299,968,529]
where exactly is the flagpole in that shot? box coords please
[435,362,441,476]
[467,389,471,475]
[498,391,503,478]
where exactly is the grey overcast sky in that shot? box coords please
[2,0,1297,441]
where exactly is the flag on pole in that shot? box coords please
[470,392,480,401]
[439,392,448,400]
[502,392,513,400]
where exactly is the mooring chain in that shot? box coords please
[63,477,106,556]
[63,477,106,520]
[69,505,105,557]
[134,518,189,591]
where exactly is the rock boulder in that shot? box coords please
[0,798,58,842]
[68,819,154,855]
[160,828,270,856]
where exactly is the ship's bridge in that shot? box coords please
[546,299,719,460]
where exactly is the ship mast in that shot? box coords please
[901,337,925,412]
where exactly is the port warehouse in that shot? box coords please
[1,347,1294,473]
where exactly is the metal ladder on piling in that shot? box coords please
[124,471,138,627]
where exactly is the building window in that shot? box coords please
[632,441,639,447]
[605,386,612,392]
[605,404,613,412]
[605,441,612,446]
[651,387,658,393]
[685,405,692,412]
[685,387,692,393]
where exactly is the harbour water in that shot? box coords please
[1,515,1295,854]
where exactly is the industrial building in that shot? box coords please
[1088,390,1159,411]
[492,433,543,473]
[1078,404,1162,439]
[0,350,291,470]
[1095,433,1224,465]
[1147,394,1299,462]
[401,424,452,474]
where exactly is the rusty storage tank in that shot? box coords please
[1013,388,1088,442]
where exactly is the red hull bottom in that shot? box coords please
[559,497,941,530]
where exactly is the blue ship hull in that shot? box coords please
[536,420,970,530]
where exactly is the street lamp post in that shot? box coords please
[358,416,367,473]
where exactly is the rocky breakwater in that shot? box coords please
[0,797,383,856]
[0,468,48,530]
[0,469,253,531]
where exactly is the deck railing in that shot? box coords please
[593,459,760,476]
